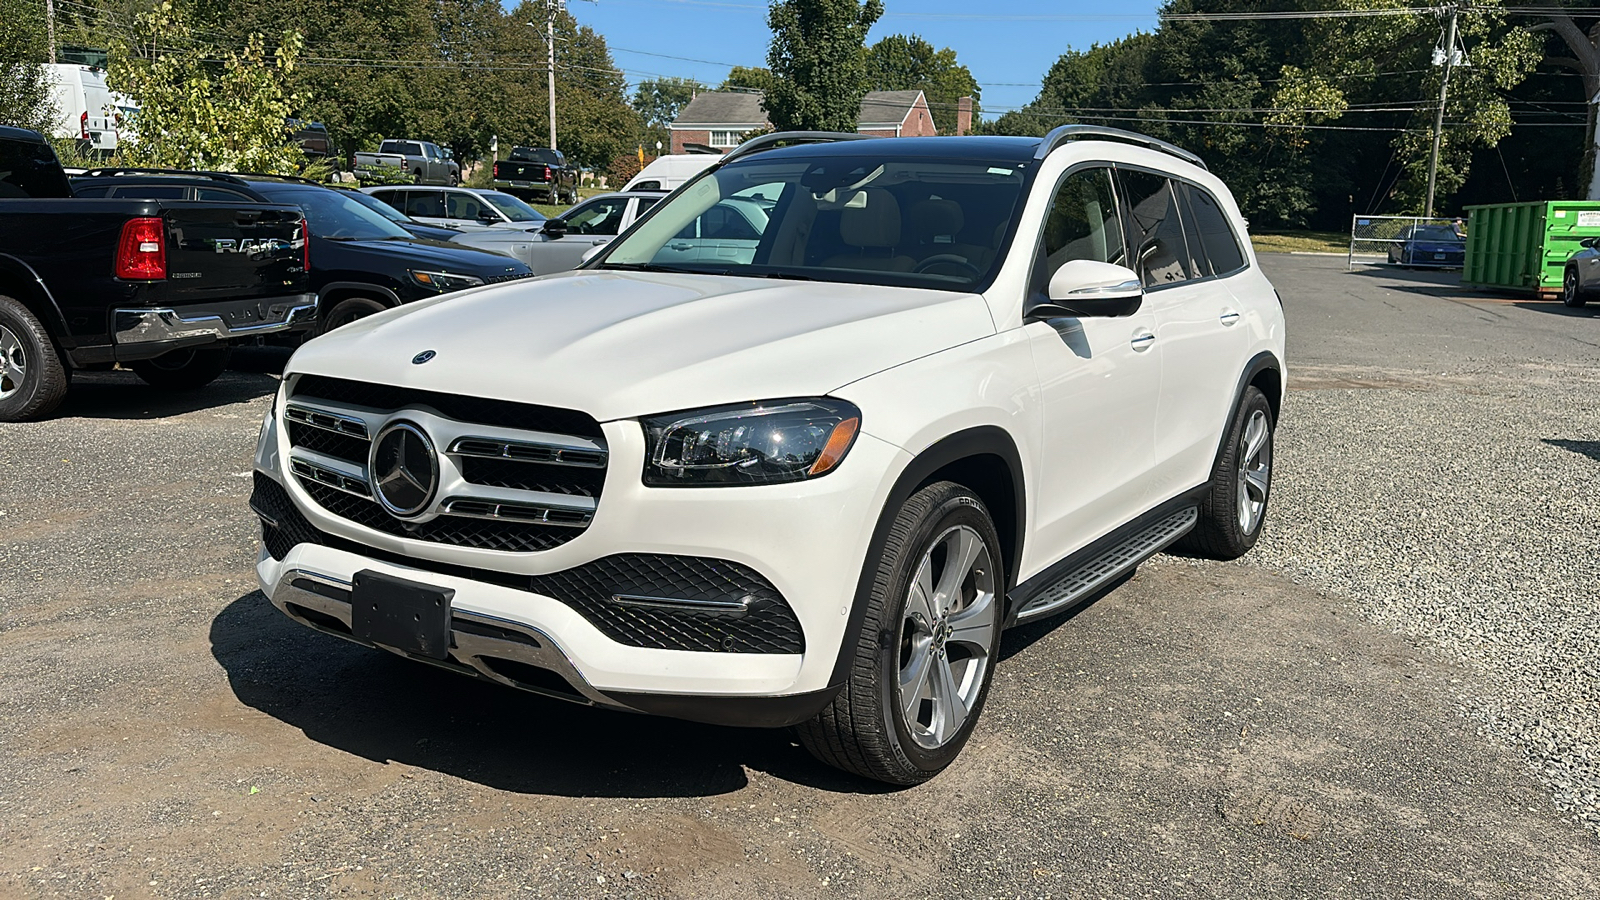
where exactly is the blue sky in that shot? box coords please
[556,0,1163,118]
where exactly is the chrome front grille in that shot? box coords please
[282,376,607,552]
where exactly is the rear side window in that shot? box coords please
[113,185,188,200]
[0,138,71,199]
[198,187,252,202]
[401,191,445,218]
[1178,183,1246,276]
[1118,169,1196,287]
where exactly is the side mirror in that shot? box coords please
[1027,259,1145,319]
[477,212,499,223]
[542,218,567,239]
[1582,238,1597,250]
[580,244,606,264]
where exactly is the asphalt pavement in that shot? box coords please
[1,254,1597,899]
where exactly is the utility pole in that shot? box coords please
[45,0,57,65]
[547,0,562,151]
[1424,4,1460,219]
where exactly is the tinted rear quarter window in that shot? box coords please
[1178,183,1245,276]
[113,185,188,200]
[1119,169,1195,287]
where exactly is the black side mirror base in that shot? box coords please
[1025,294,1143,320]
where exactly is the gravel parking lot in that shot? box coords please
[3,254,1599,898]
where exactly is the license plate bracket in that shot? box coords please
[350,570,455,660]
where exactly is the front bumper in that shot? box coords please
[251,395,910,722]
[113,293,318,360]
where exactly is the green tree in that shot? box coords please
[763,0,884,132]
[633,77,704,128]
[108,1,307,173]
[0,0,55,132]
[865,34,980,134]
[720,65,775,94]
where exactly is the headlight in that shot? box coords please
[408,269,484,291]
[642,399,861,487]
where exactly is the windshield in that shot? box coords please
[479,191,546,223]
[594,153,1029,291]
[271,187,414,240]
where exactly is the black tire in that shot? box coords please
[1564,267,1587,308]
[129,346,231,389]
[1177,386,1275,560]
[0,293,70,422]
[797,481,1004,785]
[321,296,388,334]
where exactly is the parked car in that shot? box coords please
[71,169,533,333]
[44,63,134,154]
[361,186,546,233]
[493,146,578,203]
[0,128,314,421]
[248,127,1285,785]
[290,120,335,166]
[339,188,464,242]
[621,152,722,193]
[1562,237,1600,308]
[354,139,460,186]
[519,191,664,274]
[1388,224,1466,268]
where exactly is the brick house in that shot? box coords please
[668,89,960,153]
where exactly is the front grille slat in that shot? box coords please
[284,376,606,553]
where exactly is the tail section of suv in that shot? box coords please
[250,128,1285,784]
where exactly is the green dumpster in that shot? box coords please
[1463,200,1600,296]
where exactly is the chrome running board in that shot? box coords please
[1012,506,1197,623]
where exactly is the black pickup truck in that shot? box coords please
[491,147,579,204]
[0,126,315,421]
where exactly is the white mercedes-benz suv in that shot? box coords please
[251,127,1285,785]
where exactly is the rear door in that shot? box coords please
[1126,170,1251,493]
[396,189,449,226]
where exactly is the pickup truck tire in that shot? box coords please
[129,346,231,390]
[796,481,1002,785]
[0,294,69,422]
[322,297,389,334]
[1178,386,1274,560]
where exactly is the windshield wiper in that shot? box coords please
[597,262,698,274]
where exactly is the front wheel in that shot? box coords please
[129,346,231,389]
[797,481,1003,785]
[1564,267,1588,308]
[320,296,388,334]
[1177,386,1274,560]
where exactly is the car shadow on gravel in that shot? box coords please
[1544,438,1600,462]
[1513,300,1600,318]
[209,590,897,798]
[54,370,280,420]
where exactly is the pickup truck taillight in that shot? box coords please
[543,165,552,181]
[493,162,500,179]
[300,217,311,273]
[114,217,167,280]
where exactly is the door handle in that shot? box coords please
[1219,310,1241,326]
[1130,330,1156,352]
[669,242,692,250]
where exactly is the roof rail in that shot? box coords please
[229,172,327,186]
[77,167,251,185]
[721,130,875,164]
[1034,125,1206,170]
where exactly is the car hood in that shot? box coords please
[286,270,996,422]
[327,236,531,276]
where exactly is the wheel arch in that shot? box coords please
[1216,350,1284,466]
[828,425,1027,687]
[318,282,402,314]
[0,254,72,342]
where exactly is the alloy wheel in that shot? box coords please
[1566,268,1579,305]
[0,323,26,400]
[1236,409,1272,534]
[897,525,998,750]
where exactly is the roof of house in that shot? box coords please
[670,91,767,129]
[858,90,926,128]
[670,89,929,130]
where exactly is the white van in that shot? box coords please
[620,153,722,192]
[46,64,134,153]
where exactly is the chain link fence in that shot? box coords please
[1348,215,1465,269]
